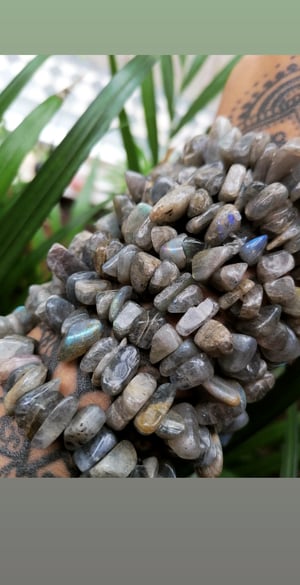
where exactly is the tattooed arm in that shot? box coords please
[217,55,300,145]
[0,324,79,477]
[0,322,110,477]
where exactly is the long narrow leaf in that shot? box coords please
[108,55,141,172]
[0,55,48,119]
[178,55,188,68]
[69,157,99,220]
[0,93,64,203]
[280,404,299,477]
[180,55,207,93]
[0,55,158,296]
[160,56,174,121]
[141,69,159,166]
[171,56,241,137]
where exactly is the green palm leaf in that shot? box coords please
[0,55,49,119]
[0,55,158,301]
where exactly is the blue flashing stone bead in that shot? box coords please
[239,235,268,266]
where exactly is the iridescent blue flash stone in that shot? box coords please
[239,235,268,265]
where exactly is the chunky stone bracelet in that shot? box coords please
[1,116,300,477]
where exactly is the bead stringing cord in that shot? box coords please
[2,116,300,477]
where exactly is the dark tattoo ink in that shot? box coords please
[229,57,300,145]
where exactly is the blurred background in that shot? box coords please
[0,55,232,202]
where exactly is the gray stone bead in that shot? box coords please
[148,260,180,295]
[67,230,92,261]
[116,245,139,284]
[58,319,103,362]
[185,202,224,234]
[112,301,144,340]
[130,252,161,293]
[192,240,243,282]
[155,409,185,439]
[210,262,248,292]
[204,204,242,246]
[218,334,257,374]
[11,306,38,335]
[73,426,118,472]
[101,344,140,396]
[170,353,214,389]
[256,251,295,283]
[66,271,99,304]
[47,243,89,282]
[80,337,118,373]
[159,234,188,270]
[63,405,106,450]
[187,189,212,218]
[195,394,246,427]
[193,162,225,195]
[253,142,278,182]
[244,372,275,403]
[96,290,117,319]
[264,276,296,305]
[260,325,300,364]
[106,372,157,431]
[149,324,182,364]
[125,170,147,202]
[87,440,137,478]
[238,284,264,319]
[167,284,204,313]
[122,202,152,244]
[202,376,245,407]
[143,456,159,478]
[149,185,195,224]
[151,176,175,204]
[74,279,112,305]
[221,411,250,434]
[45,295,75,332]
[0,335,35,362]
[108,286,133,322]
[134,383,177,435]
[14,380,62,439]
[30,395,79,449]
[60,308,89,335]
[91,339,127,386]
[150,226,178,253]
[245,183,289,222]
[176,298,219,337]
[159,339,200,377]
[218,126,242,166]
[194,430,223,478]
[128,308,166,349]
[236,305,282,337]
[266,138,300,184]
[229,351,262,383]
[4,363,48,415]
[183,134,208,167]
[153,273,194,312]
[194,319,233,357]
[113,194,136,224]
[0,355,42,386]
[219,164,246,201]
[134,217,155,251]
[167,403,204,460]
[94,211,121,238]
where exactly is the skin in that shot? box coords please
[1,54,300,477]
